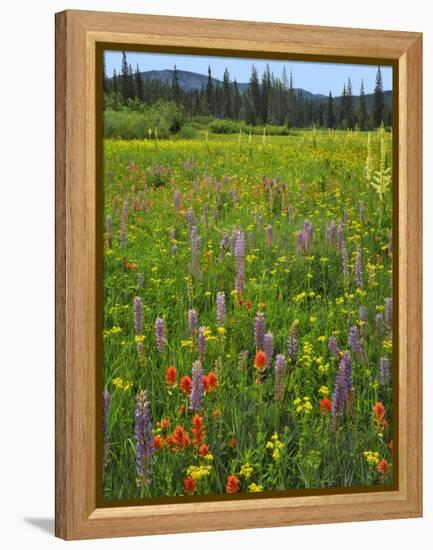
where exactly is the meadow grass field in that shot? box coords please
[102,129,394,500]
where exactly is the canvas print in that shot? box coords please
[101,50,394,501]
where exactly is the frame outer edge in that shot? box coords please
[55,10,67,540]
[405,35,423,515]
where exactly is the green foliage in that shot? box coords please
[104,101,187,140]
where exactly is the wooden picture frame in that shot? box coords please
[55,9,422,540]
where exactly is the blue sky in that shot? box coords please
[104,50,392,96]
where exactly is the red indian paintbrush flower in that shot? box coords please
[254,351,268,371]
[377,458,389,477]
[183,476,197,495]
[191,414,206,447]
[199,444,209,456]
[153,435,165,450]
[203,371,218,393]
[180,375,192,395]
[169,425,190,451]
[320,398,332,415]
[165,366,177,386]
[225,474,240,493]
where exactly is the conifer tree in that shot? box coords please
[346,78,355,129]
[358,79,368,130]
[325,91,335,128]
[120,51,130,100]
[172,65,181,103]
[249,65,261,125]
[222,68,232,118]
[373,66,385,127]
[206,66,214,115]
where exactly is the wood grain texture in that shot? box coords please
[55,9,423,540]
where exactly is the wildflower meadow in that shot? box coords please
[102,127,394,500]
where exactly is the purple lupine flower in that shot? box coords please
[123,199,129,220]
[359,200,365,223]
[220,232,229,251]
[174,189,181,212]
[380,357,390,384]
[266,224,273,247]
[103,389,111,469]
[120,217,126,248]
[328,336,340,357]
[234,230,246,295]
[274,354,286,402]
[106,215,113,248]
[216,292,226,325]
[287,204,293,223]
[385,297,393,337]
[296,230,304,252]
[375,313,383,341]
[134,389,154,486]
[190,226,201,276]
[254,312,265,351]
[337,224,344,252]
[188,308,198,338]
[341,352,353,394]
[155,317,165,353]
[330,220,337,244]
[355,245,363,288]
[263,332,274,366]
[186,206,197,235]
[331,352,352,419]
[134,296,143,335]
[303,220,313,251]
[348,325,360,353]
[342,243,349,282]
[189,360,204,411]
[213,206,219,223]
[287,323,298,361]
[198,326,206,360]
[231,189,237,209]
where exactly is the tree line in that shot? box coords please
[104,52,390,130]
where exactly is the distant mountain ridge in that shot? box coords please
[137,69,328,100]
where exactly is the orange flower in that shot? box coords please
[387,440,393,451]
[124,260,138,270]
[170,425,190,451]
[373,401,388,430]
[191,415,206,447]
[320,398,332,415]
[254,351,268,371]
[180,375,192,395]
[165,365,177,386]
[373,401,385,419]
[157,418,171,430]
[228,437,236,448]
[153,435,165,450]
[212,409,222,418]
[183,476,197,495]
[244,300,252,310]
[199,444,209,456]
[203,371,218,393]
[225,474,240,493]
[377,458,389,477]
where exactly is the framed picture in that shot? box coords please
[55,10,422,540]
